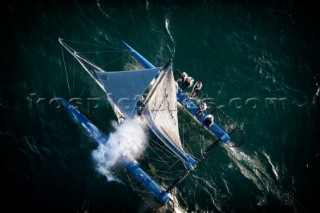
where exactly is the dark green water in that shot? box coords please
[2,0,320,212]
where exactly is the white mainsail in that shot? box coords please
[141,63,193,167]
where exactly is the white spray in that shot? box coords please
[92,117,148,182]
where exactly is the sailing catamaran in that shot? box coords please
[58,38,244,205]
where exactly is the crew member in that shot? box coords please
[176,71,188,83]
[196,101,207,116]
[202,114,214,128]
[181,76,194,90]
[190,81,202,98]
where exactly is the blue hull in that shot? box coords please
[176,89,230,143]
[124,161,170,204]
[121,41,155,69]
[59,98,170,204]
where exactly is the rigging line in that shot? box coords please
[199,90,245,133]
[62,38,126,50]
[148,134,180,160]
[142,154,167,171]
[181,117,184,146]
[214,106,222,126]
[149,137,172,155]
[76,50,127,54]
[72,58,75,97]
[145,163,183,181]
[147,153,185,175]
[215,82,224,103]
[148,141,182,166]
[202,137,214,148]
[79,85,87,98]
[155,166,183,175]
[165,169,191,193]
[166,138,221,193]
[198,130,207,154]
[154,175,176,182]
[145,147,172,167]
[61,46,72,98]
[179,123,194,156]
[148,138,173,159]
[150,165,179,180]
[180,134,189,153]
[227,127,245,147]
[148,138,178,166]
[142,156,182,178]
[180,120,192,145]
[100,54,127,69]
[148,140,170,156]
[164,158,183,174]
[122,164,135,191]
[197,138,221,164]
[144,152,171,165]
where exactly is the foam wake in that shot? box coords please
[92,118,148,182]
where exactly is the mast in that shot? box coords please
[138,59,172,115]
